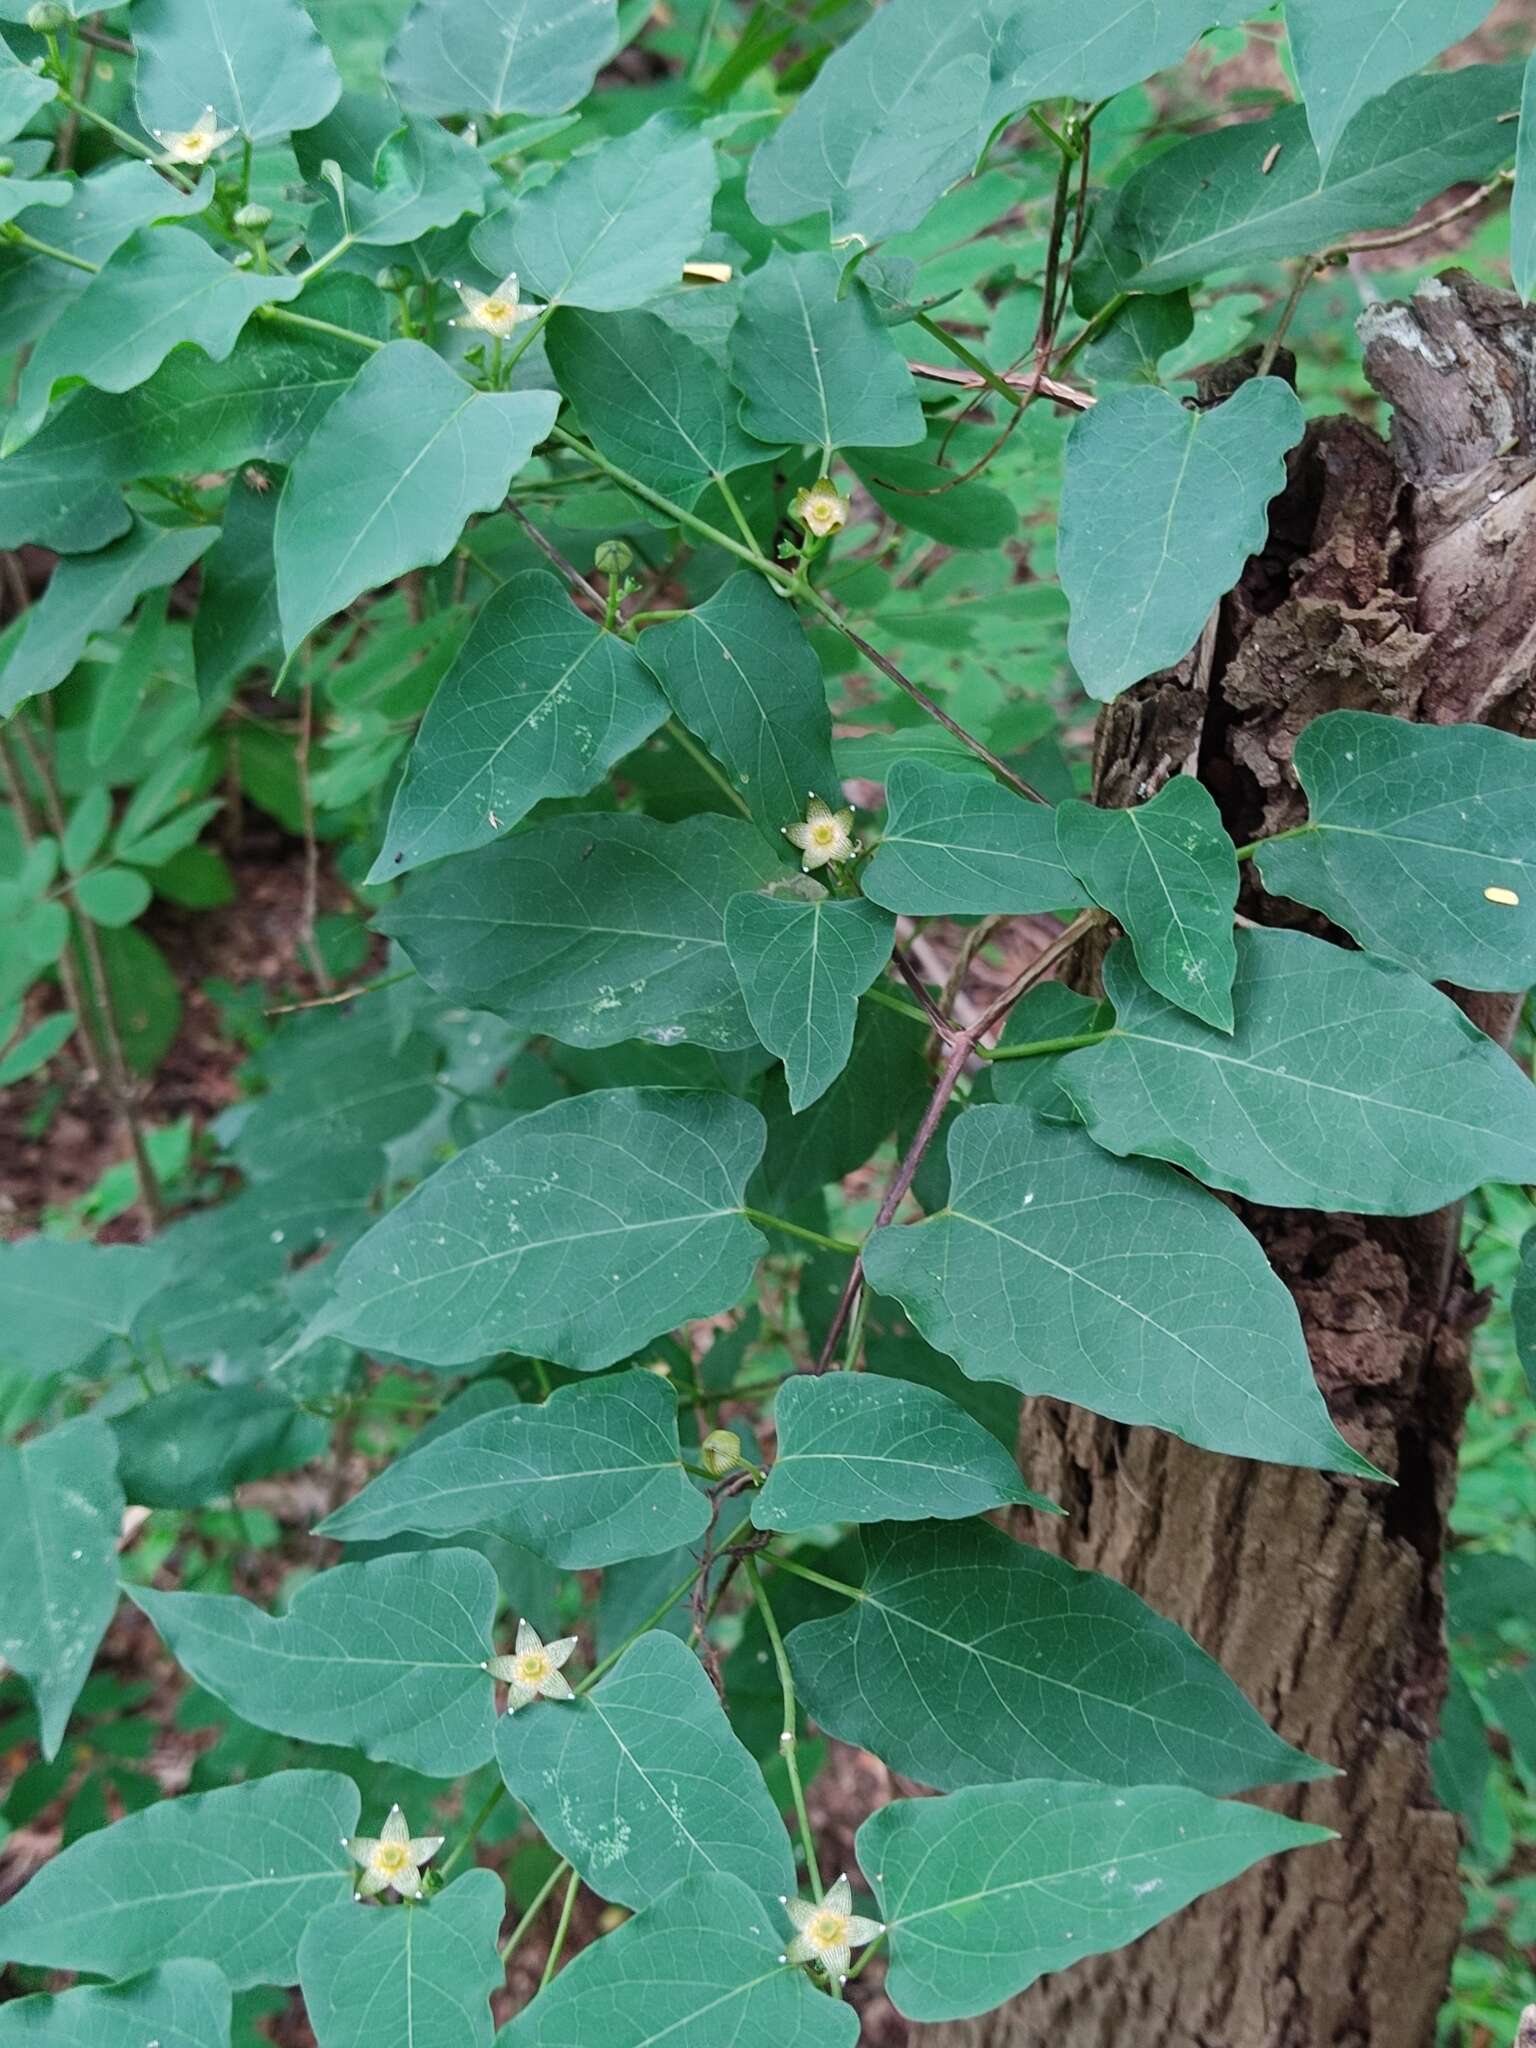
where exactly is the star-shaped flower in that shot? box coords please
[790,479,850,539]
[151,106,237,165]
[780,1875,883,1982]
[485,1617,578,1710]
[453,270,544,338]
[784,795,857,871]
[344,1804,443,1901]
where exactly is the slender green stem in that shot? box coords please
[714,472,759,552]
[979,1026,1113,1062]
[625,607,690,629]
[439,1777,505,1879]
[501,302,553,380]
[4,721,165,1227]
[539,1867,581,1988]
[1028,107,1074,162]
[913,311,1022,410]
[663,716,752,817]
[839,1283,871,1372]
[298,232,358,285]
[747,1557,821,1902]
[552,426,792,586]
[801,585,1047,804]
[688,0,725,83]
[743,1209,860,1258]
[1233,822,1312,863]
[770,1554,864,1603]
[258,304,384,351]
[844,1929,887,1983]
[549,430,1048,809]
[862,984,934,1030]
[2,224,98,272]
[1054,290,1128,374]
[1257,254,1322,379]
[57,90,196,187]
[499,1861,569,1962]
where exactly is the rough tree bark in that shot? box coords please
[925,275,1536,2048]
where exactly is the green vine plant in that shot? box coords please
[2,0,1536,2043]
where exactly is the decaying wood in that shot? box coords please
[924,273,1536,2048]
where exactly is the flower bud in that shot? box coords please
[700,1428,744,1478]
[0,156,14,178]
[233,201,271,230]
[374,263,412,293]
[594,538,633,576]
[26,2,68,32]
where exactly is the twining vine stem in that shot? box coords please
[812,907,1107,1373]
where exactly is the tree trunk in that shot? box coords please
[925,275,1536,2048]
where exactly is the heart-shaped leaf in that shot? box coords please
[860,1780,1331,2021]
[1061,931,1536,1213]
[725,893,894,1111]
[1256,711,1536,992]
[299,1868,505,2048]
[0,1770,360,1986]
[752,1371,1053,1531]
[370,567,666,879]
[495,1632,795,1908]
[313,1088,766,1371]
[787,1520,1324,1795]
[318,1369,708,1567]
[134,1547,500,1776]
[494,1874,858,2048]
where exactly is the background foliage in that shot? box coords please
[2,1,1536,2044]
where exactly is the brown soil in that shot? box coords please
[0,817,347,1239]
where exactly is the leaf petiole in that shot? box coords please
[746,1555,822,1902]
[743,1209,859,1257]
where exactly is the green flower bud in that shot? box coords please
[26,2,68,32]
[233,201,271,230]
[0,156,14,178]
[374,263,412,293]
[700,1428,743,1478]
[594,538,633,575]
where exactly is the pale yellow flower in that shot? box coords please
[453,270,543,338]
[485,1617,578,1710]
[784,795,857,871]
[781,1875,883,1982]
[151,106,236,165]
[791,479,850,539]
[344,1804,443,1901]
